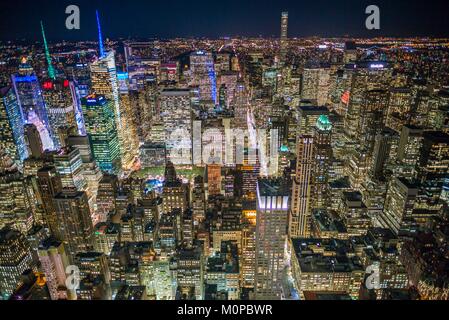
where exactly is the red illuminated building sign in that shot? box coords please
[341,91,350,105]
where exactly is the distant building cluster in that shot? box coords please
[0,11,448,300]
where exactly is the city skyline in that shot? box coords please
[1,0,449,41]
[0,1,448,304]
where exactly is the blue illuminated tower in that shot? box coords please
[90,11,125,168]
[207,60,217,104]
[189,51,217,104]
[11,58,54,151]
[0,86,27,164]
[96,10,105,58]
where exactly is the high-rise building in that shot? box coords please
[312,115,332,209]
[0,227,35,299]
[38,237,70,300]
[417,131,449,211]
[344,62,392,141]
[192,176,206,225]
[9,269,51,300]
[218,71,238,109]
[42,78,77,149]
[255,178,289,299]
[65,133,103,205]
[53,190,94,260]
[379,177,418,234]
[53,146,87,191]
[159,89,192,163]
[90,15,126,167]
[175,247,204,300]
[297,106,329,136]
[205,241,240,300]
[0,86,27,164]
[36,166,63,237]
[372,128,399,180]
[290,238,365,299]
[206,164,222,196]
[241,205,256,289]
[189,51,217,104]
[301,66,331,105]
[96,174,118,223]
[116,72,139,169]
[338,191,372,236]
[396,125,423,180]
[279,12,288,63]
[290,135,314,238]
[11,58,54,151]
[24,124,43,158]
[81,94,121,174]
[162,162,188,215]
[0,152,33,233]
[75,251,111,287]
[233,81,249,129]
[358,89,389,154]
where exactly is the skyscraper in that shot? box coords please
[255,178,289,299]
[344,62,392,141]
[53,146,87,191]
[36,166,63,237]
[189,51,217,104]
[96,174,118,223]
[372,128,399,180]
[358,89,389,154]
[312,115,332,209]
[289,135,314,237]
[397,125,423,180]
[81,94,121,174]
[116,72,139,169]
[90,12,125,168]
[159,89,192,163]
[0,226,35,299]
[42,78,77,149]
[0,152,33,233]
[11,58,54,151]
[206,164,222,196]
[241,205,256,290]
[38,237,70,300]
[417,131,449,211]
[0,86,27,164]
[24,124,43,158]
[175,247,204,300]
[53,190,94,260]
[379,177,418,234]
[280,12,288,64]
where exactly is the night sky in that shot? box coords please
[0,0,448,41]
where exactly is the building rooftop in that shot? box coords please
[291,238,364,273]
[115,285,146,300]
[312,209,347,233]
[257,178,289,197]
[423,131,449,143]
[298,106,329,114]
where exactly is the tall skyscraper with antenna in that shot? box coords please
[280,11,288,63]
[40,21,56,80]
[41,21,78,149]
[90,10,133,170]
